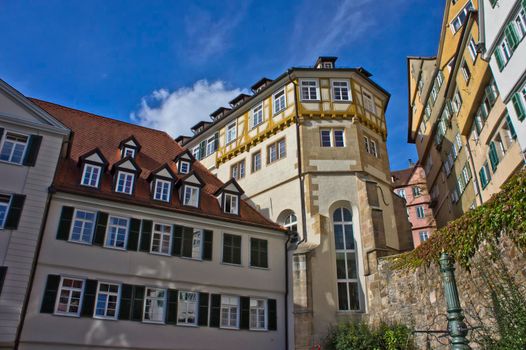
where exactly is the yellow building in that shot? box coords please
[407,0,523,228]
[178,57,413,349]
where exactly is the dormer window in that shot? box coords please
[115,171,134,195]
[81,164,101,188]
[179,161,190,174]
[118,136,140,160]
[183,185,200,207]
[224,193,239,215]
[153,179,171,202]
[122,147,135,158]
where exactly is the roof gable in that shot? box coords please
[214,178,244,196]
[79,148,108,167]
[112,156,141,174]
[119,135,141,150]
[148,163,176,181]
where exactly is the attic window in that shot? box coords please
[183,185,200,207]
[179,161,190,174]
[81,164,101,188]
[122,147,135,158]
[224,193,239,215]
[115,171,134,195]
[153,179,171,202]
[323,62,333,68]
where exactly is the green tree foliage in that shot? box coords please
[325,322,415,350]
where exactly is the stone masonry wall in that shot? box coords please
[366,236,526,349]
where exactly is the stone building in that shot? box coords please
[391,164,437,247]
[0,80,69,349]
[178,56,413,349]
[17,100,289,350]
[407,0,524,228]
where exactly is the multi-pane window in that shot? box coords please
[268,139,286,163]
[176,228,203,259]
[412,186,421,197]
[192,146,200,161]
[369,140,377,157]
[468,37,478,62]
[320,129,345,147]
[226,122,237,144]
[177,291,198,325]
[55,277,84,316]
[284,212,298,233]
[300,80,319,101]
[0,195,10,229]
[479,162,491,189]
[362,91,376,114]
[151,223,172,255]
[220,295,239,328]
[250,299,267,330]
[273,89,286,114]
[320,129,332,147]
[251,104,264,129]
[420,231,429,242]
[231,160,245,180]
[143,288,166,323]
[416,206,425,219]
[512,85,526,121]
[122,147,135,158]
[206,135,217,156]
[153,179,171,202]
[364,136,370,153]
[105,216,128,249]
[251,151,261,173]
[183,185,199,207]
[332,80,351,101]
[222,233,241,265]
[333,207,359,311]
[397,189,406,199]
[81,164,101,187]
[224,193,239,215]
[70,209,96,244]
[94,282,120,319]
[0,132,28,164]
[516,9,526,38]
[250,238,268,268]
[179,161,190,174]
[115,171,134,195]
[461,60,471,82]
[450,1,473,33]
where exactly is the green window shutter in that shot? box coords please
[171,225,183,257]
[268,299,277,331]
[40,275,61,313]
[213,132,219,151]
[512,93,526,121]
[198,292,209,326]
[202,230,213,261]
[131,286,145,321]
[495,50,505,71]
[118,284,133,320]
[505,23,519,49]
[209,294,221,327]
[139,220,153,252]
[489,0,497,7]
[81,279,98,317]
[523,0,526,10]
[0,266,6,296]
[92,212,108,246]
[0,128,4,140]
[489,142,499,171]
[126,218,141,251]
[506,114,517,139]
[165,289,179,324]
[56,206,74,240]
[479,168,487,189]
[22,135,43,166]
[239,296,250,330]
[199,140,206,160]
[4,194,26,230]
[181,226,194,257]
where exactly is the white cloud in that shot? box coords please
[131,80,244,137]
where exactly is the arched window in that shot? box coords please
[284,212,298,233]
[333,207,359,311]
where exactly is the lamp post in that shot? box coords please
[439,252,470,349]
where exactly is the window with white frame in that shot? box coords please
[420,231,429,242]
[143,287,166,323]
[416,206,425,218]
[191,229,202,259]
[320,129,345,147]
[250,298,267,330]
[55,277,84,316]
[179,161,190,174]
[177,291,198,325]
[267,139,286,163]
[206,135,217,156]
[452,89,463,113]
[320,129,332,147]
[222,233,241,265]
[105,216,128,249]
[468,37,478,62]
[224,193,239,215]
[369,140,377,157]
[94,282,120,319]
[0,132,28,164]
[284,212,298,233]
[122,147,135,158]
[251,103,264,129]
[300,80,319,101]
[362,91,376,114]
[226,122,237,144]
[81,164,101,187]
[151,223,172,255]
[516,8,526,38]
[115,171,134,194]
[332,80,351,101]
[251,151,261,173]
[153,179,171,202]
[70,209,96,244]
[364,136,370,153]
[334,207,359,311]
[192,146,200,161]
[397,189,406,199]
[0,195,10,229]
[183,185,199,207]
[450,1,474,34]
[220,295,239,328]
[230,160,245,180]
[460,60,471,82]
[273,89,286,114]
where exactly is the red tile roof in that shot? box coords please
[30,99,284,232]
[391,167,415,188]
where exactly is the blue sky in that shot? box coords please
[0,0,443,171]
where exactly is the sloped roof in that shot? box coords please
[31,98,284,232]
[391,167,415,188]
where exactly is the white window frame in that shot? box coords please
[0,195,11,229]
[54,276,85,317]
[516,9,526,39]
[331,80,351,102]
[177,291,199,326]
[104,215,129,250]
[251,151,261,173]
[115,171,134,195]
[69,209,97,244]
[183,185,200,207]
[122,147,135,158]
[224,193,239,215]
[272,88,286,114]
[300,79,320,101]
[226,122,237,145]
[153,178,171,202]
[81,164,102,188]
[94,282,120,320]
[192,146,200,160]
[179,161,190,174]
[251,103,264,129]
[230,160,245,180]
[0,131,28,165]
[362,90,376,114]
[143,287,166,323]
[268,139,286,163]
[220,295,240,329]
[249,298,267,330]
[450,1,473,34]
[206,135,216,156]
[468,37,478,62]
[461,60,471,82]
[369,140,378,157]
[397,189,406,199]
[320,129,332,147]
[419,231,429,242]
[151,223,172,255]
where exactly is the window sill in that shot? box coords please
[220,326,240,331]
[67,239,93,246]
[104,245,127,251]
[93,316,118,321]
[0,159,23,166]
[177,322,198,327]
[249,328,268,332]
[53,312,81,318]
[273,109,285,116]
[150,251,172,257]
[142,320,166,325]
[300,99,320,103]
[80,183,100,189]
[333,100,352,103]
[221,262,243,268]
[249,265,269,270]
